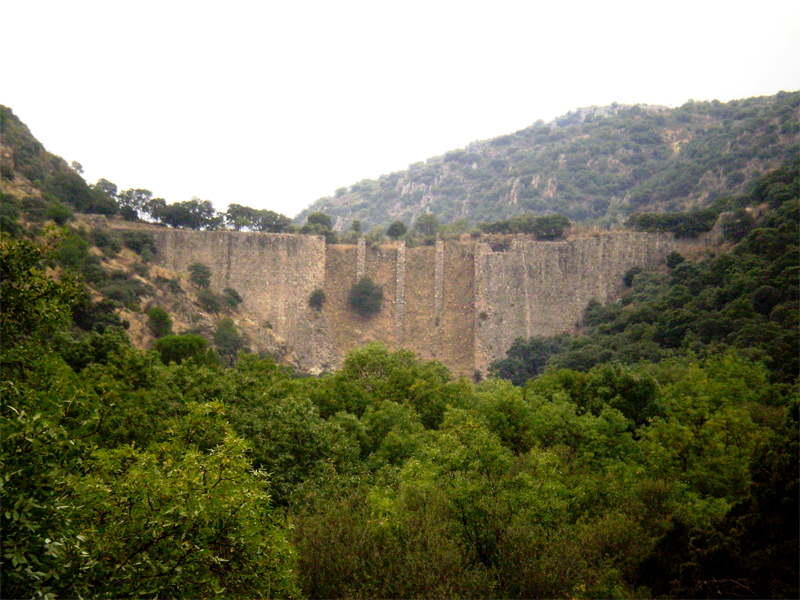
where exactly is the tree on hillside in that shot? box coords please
[300,211,337,243]
[118,188,152,221]
[147,306,172,338]
[225,204,292,232]
[150,197,221,230]
[93,178,118,198]
[387,220,407,240]
[154,333,209,365]
[188,262,212,288]
[257,209,292,233]
[306,211,333,230]
[413,214,439,237]
[531,214,571,240]
[43,172,94,213]
[214,316,249,365]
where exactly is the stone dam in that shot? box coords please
[144,228,678,377]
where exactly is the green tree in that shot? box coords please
[146,306,172,338]
[222,286,243,309]
[300,211,337,243]
[225,203,257,230]
[413,214,439,237]
[214,317,248,365]
[348,277,383,317]
[93,178,118,199]
[225,204,291,233]
[0,233,96,597]
[386,220,407,240]
[118,188,152,220]
[309,288,326,310]
[0,194,22,236]
[188,262,212,288]
[43,171,94,212]
[72,403,301,598]
[1,231,81,346]
[153,333,209,365]
[531,214,570,240]
[151,197,220,230]
[1,352,104,598]
[198,289,222,313]
[252,208,292,233]
[306,211,332,230]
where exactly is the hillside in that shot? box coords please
[2,99,798,373]
[3,163,798,599]
[297,92,799,231]
[2,99,798,599]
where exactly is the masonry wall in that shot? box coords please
[473,232,676,373]
[140,226,675,377]
[151,230,336,370]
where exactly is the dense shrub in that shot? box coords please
[214,317,249,365]
[45,202,74,225]
[0,161,14,181]
[626,208,719,238]
[147,306,172,338]
[386,220,407,240]
[131,262,149,278]
[479,213,571,240]
[155,276,184,294]
[121,231,157,256]
[58,232,90,271]
[154,333,209,365]
[43,171,94,212]
[348,277,383,317]
[188,262,212,288]
[309,288,326,310]
[92,228,122,256]
[222,287,243,309]
[413,214,439,237]
[665,251,685,269]
[0,194,22,236]
[198,288,222,313]
[300,211,337,243]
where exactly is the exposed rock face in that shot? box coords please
[146,228,676,376]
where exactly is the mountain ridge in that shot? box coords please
[296,92,798,232]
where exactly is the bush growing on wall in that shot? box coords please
[309,288,326,310]
[348,277,383,317]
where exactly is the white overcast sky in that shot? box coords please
[3,0,799,218]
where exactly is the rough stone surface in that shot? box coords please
[473,233,676,373]
[105,223,677,377]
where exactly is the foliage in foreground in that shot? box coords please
[1,198,798,598]
[491,159,799,384]
[1,233,300,599]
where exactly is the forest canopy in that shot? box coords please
[1,102,798,599]
[2,167,798,597]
